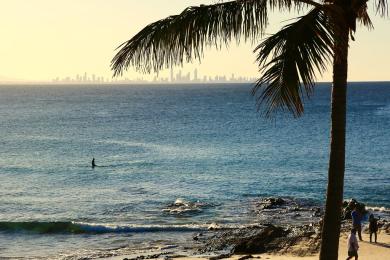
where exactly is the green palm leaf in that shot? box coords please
[111,0,318,76]
[252,8,334,117]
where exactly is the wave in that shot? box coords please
[0,221,207,235]
[366,206,390,213]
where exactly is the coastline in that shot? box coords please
[231,232,390,260]
[101,198,390,260]
[107,232,390,260]
[2,197,389,259]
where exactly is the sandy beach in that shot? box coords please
[109,232,389,260]
[211,233,389,260]
[228,233,390,260]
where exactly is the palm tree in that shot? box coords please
[111,1,388,259]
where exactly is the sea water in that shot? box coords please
[0,83,389,259]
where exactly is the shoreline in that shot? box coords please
[235,232,390,260]
[2,197,389,259]
[101,197,390,260]
[107,232,390,260]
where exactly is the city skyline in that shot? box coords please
[1,1,389,83]
[49,69,258,84]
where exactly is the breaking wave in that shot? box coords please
[0,221,207,234]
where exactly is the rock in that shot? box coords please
[199,225,288,254]
[342,198,368,220]
[234,225,287,253]
[208,223,221,230]
[199,223,321,256]
[259,198,286,210]
[237,255,255,260]
[261,198,285,209]
[209,253,234,260]
[379,221,390,234]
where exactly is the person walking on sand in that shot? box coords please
[369,213,379,243]
[92,158,96,168]
[351,207,363,241]
[346,228,359,260]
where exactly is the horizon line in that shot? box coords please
[1,80,390,86]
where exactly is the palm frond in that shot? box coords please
[374,0,388,16]
[111,0,319,76]
[252,8,334,117]
[356,4,374,29]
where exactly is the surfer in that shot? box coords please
[92,158,96,168]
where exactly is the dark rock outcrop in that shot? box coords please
[198,224,321,256]
[233,225,287,253]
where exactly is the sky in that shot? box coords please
[0,0,389,83]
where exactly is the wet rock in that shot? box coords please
[162,198,210,215]
[208,223,221,230]
[258,198,286,210]
[378,220,390,234]
[234,225,287,253]
[200,225,288,254]
[193,232,204,241]
[237,255,255,260]
[311,207,322,217]
[252,197,324,226]
[342,198,368,220]
[199,223,321,256]
[209,253,234,260]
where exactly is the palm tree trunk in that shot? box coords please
[319,24,349,260]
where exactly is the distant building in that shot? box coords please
[194,69,198,82]
[170,67,174,82]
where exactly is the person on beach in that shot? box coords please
[92,158,96,168]
[369,213,379,243]
[346,228,359,260]
[351,207,363,241]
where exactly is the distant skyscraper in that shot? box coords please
[194,69,198,82]
[170,67,174,82]
[177,70,182,82]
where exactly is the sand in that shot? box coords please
[223,233,390,260]
[175,233,390,260]
[109,232,389,260]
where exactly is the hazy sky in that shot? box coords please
[0,0,389,82]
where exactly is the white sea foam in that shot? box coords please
[375,105,390,116]
[366,206,390,213]
[74,222,208,233]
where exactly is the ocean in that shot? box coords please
[0,83,389,259]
